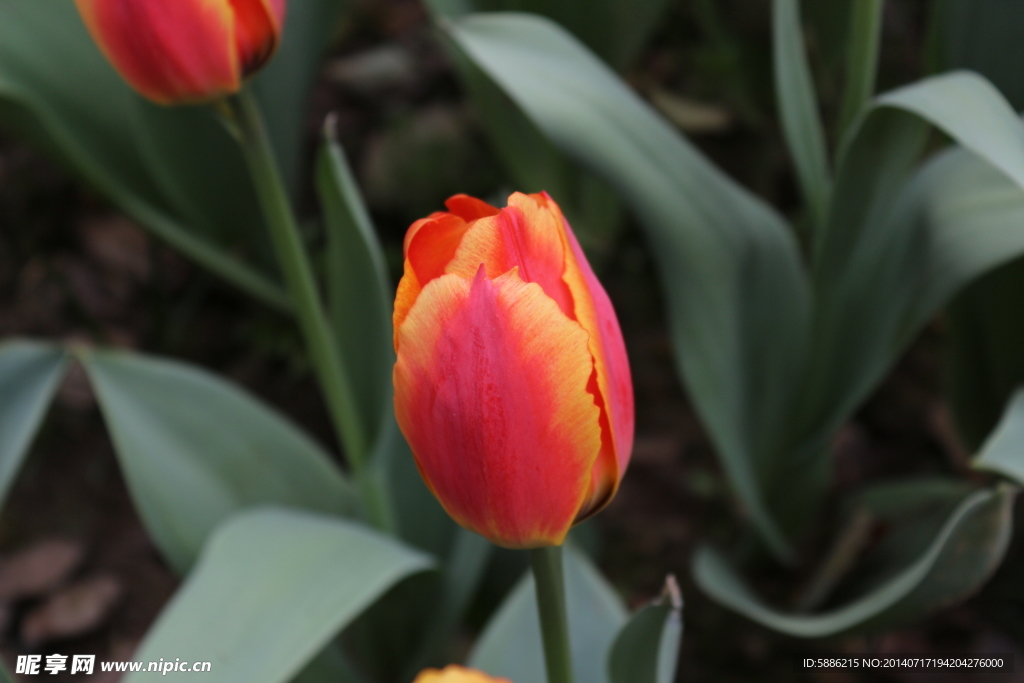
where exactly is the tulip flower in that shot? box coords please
[74,0,286,104]
[393,192,634,549]
[413,665,511,683]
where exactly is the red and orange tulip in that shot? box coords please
[413,665,512,683]
[74,0,286,104]
[393,192,634,549]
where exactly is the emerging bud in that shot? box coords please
[413,665,512,682]
[74,0,286,104]
[393,192,634,549]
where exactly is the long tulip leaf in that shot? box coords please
[773,0,831,229]
[694,484,1017,637]
[316,131,394,457]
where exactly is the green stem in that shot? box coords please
[838,0,884,139]
[224,90,369,475]
[530,546,574,683]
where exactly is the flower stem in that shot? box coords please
[530,546,574,683]
[223,90,370,477]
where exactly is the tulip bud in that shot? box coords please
[413,665,511,683]
[74,0,286,104]
[393,192,634,549]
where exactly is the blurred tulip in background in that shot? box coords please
[74,0,286,103]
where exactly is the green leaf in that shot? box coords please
[124,508,432,682]
[772,0,831,228]
[0,0,288,310]
[694,484,1017,637]
[447,11,811,561]
[80,350,357,574]
[0,658,12,683]
[975,389,1024,486]
[431,0,672,70]
[469,545,627,683]
[316,131,394,451]
[782,72,1024,530]
[809,72,1024,424]
[608,577,683,683]
[0,341,68,508]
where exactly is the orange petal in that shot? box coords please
[229,0,283,77]
[394,213,473,340]
[445,194,574,317]
[445,194,500,221]
[522,193,635,509]
[413,665,512,683]
[394,267,601,548]
[75,0,241,104]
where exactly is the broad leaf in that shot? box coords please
[694,484,1017,637]
[447,11,811,560]
[0,341,68,508]
[316,132,394,455]
[124,508,432,682]
[608,577,683,683]
[469,546,627,683]
[81,350,357,573]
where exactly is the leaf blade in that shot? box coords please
[773,0,831,228]
[0,341,68,509]
[124,508,432,682]
[82,350,357,573]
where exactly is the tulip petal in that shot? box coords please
[230,0,282,76]
[76,0,241,104]
[445,194,501,221]
[395,213,473,339]
[515,194,634,493]
[394,267,601,548]
[413,665,511,683]
[445,196,574,317]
